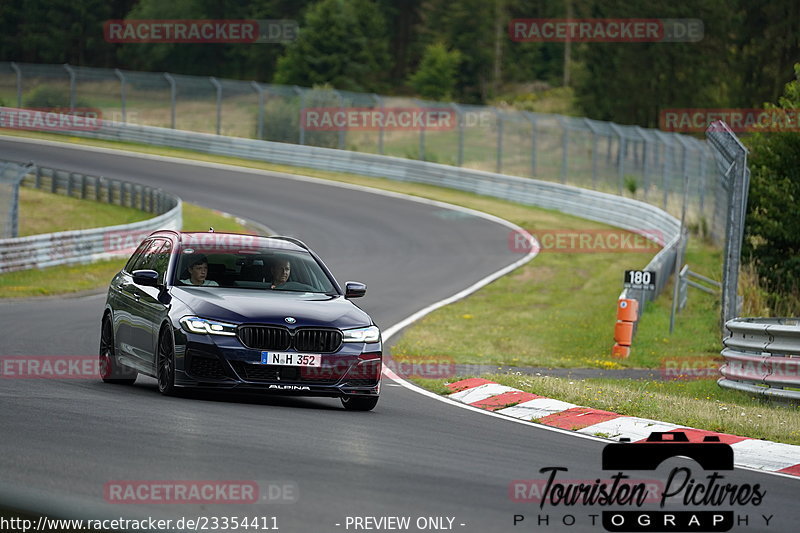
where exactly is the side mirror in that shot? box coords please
[344,281,366,299]
[132,269,159,287]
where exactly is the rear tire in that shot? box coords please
[99,316,137,385]
[340,395,379,411]
[157,328,177,396]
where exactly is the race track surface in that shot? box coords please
[0,137,796,533]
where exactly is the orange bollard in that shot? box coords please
[612,343,630,358]
[612,298,639,358]
[616,298,639,322]
[614,321,634,345]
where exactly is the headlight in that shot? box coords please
[342,325,381,343]
[180,316,238,336]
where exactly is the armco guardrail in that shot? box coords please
[0,62,721,245]
[720,318,800,401]
[49,118,681,303]
[0,160,181,273]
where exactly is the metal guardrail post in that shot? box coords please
[494,107,503,174]
[583,118,600,189]
[698,146,707,215]
[451,103,463,166]
[609,123,625,195]
[633,126,649,198]
[10,62,22,107]
[523,112,537,177]
[333,89,345,150]
[371,94,384,155]
[163,73,177,129]
[114,69,127,124]
[251,82,265,140]
[63,64,76,110]
[210,77,222,135]
[292,85,305,145]
[652,130,672,210]
[558,116,568,183]
[415,99,426,161]
[669,172,690,334]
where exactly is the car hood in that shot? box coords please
[171,287,372,329]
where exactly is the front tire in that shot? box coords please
[99,316,137,385]
[340,395,379,411]
[157,328,177,396]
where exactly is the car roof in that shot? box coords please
[148,230,309,253]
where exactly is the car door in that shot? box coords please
[136,239,174,369]
[121,238,166,367]
[111,239,154,364]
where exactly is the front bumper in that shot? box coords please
[173,329,382,397]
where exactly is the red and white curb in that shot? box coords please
[446,378,800,477]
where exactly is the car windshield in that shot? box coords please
[174,247,336,294]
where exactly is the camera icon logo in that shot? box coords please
[602,431,734,471]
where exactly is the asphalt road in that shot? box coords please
[0,136,797,533]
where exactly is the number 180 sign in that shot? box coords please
[624,270,656,291]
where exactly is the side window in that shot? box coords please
[131,239,165,272]
[124,240,152,273]
[152,240,173,284]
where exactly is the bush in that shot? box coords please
[23,85,88,108]
[742,64,800,315]
[408,43,462,101]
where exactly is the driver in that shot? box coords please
[181,255,219,286]
[269,258,291,289]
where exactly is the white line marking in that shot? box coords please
[730,439,800,471]
[496,398,578,420]
[448,383,517,403]
[577,417,680,440]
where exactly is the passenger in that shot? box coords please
[181,255,219,286]
[269,258,291,289]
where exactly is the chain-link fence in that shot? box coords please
[705,121,750,329]
[0,61,723,244]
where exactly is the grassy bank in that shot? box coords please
[0,194,251,298]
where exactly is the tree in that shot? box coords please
[273,0,391,92]
[407,42,461,100]
[415,0,494,102]
[742,64,800,310]
[572,0,736,126]
[0,0,115,65]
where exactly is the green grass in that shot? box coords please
[0,193,252,298]
[416,374,800,445]
[19,187,151,236]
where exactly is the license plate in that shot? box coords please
[260,351,321,367]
